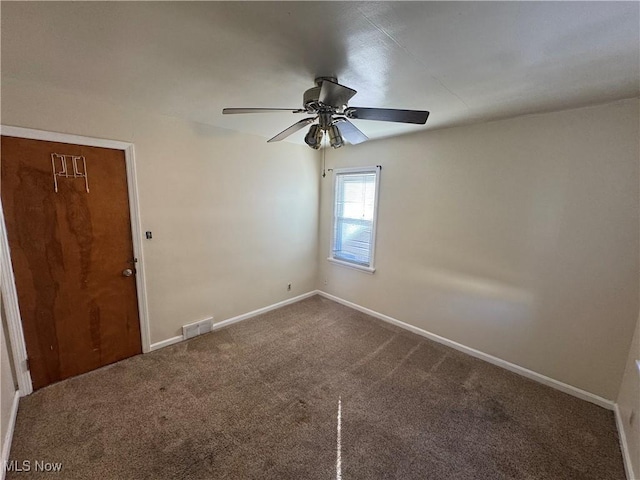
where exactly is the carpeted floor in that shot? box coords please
[7,295,625,479]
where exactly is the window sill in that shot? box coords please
[327,257,376,274]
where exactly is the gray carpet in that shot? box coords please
[7,295,625,479]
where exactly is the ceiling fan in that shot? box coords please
[222,77,430,149]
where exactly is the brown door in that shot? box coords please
[1,136,142,390]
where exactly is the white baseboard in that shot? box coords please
[149,335,184,351]
[1,390,20,480]
[148,291,319,351]
[614,404,636,480]
[317,290,615,410]
[210,291,318,332]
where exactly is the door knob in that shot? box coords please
[122,268,134,277]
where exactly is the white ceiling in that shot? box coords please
[2,2,639,144]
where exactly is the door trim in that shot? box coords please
[0,125,152,395]
[0,205,32,395]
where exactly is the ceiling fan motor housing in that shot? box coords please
[303,86,322,112]
[303,77,341,113]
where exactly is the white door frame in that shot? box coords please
[0,125,152,396]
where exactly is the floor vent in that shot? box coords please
[182,317,214,339]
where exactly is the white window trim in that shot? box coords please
[328,166,380,274]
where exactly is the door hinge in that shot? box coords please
[25,357,30,371]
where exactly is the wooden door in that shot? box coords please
[1,136,142,390]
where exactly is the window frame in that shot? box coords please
[328,166,381,274]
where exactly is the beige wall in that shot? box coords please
[1,78,320,344]
[617,314,639,478]
[2,78,639,403]
[616,141,640,478]
[319,98,639,400]
[1,297,18,455]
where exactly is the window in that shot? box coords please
[329,166,380,273]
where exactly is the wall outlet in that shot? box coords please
[287,283,292,291]
[182,317,214,339]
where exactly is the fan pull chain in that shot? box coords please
[322,134,327,178]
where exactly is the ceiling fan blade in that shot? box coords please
[336,119,368,145]
[222,108,302,114]
[346,107,429,125]
[319,79,357,109]
[267,117,317,143]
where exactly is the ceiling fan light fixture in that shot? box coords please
[304,124,323,149]
[328,124,344,149]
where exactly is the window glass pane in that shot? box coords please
[340,174,376,220]
[334,218,372,265]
